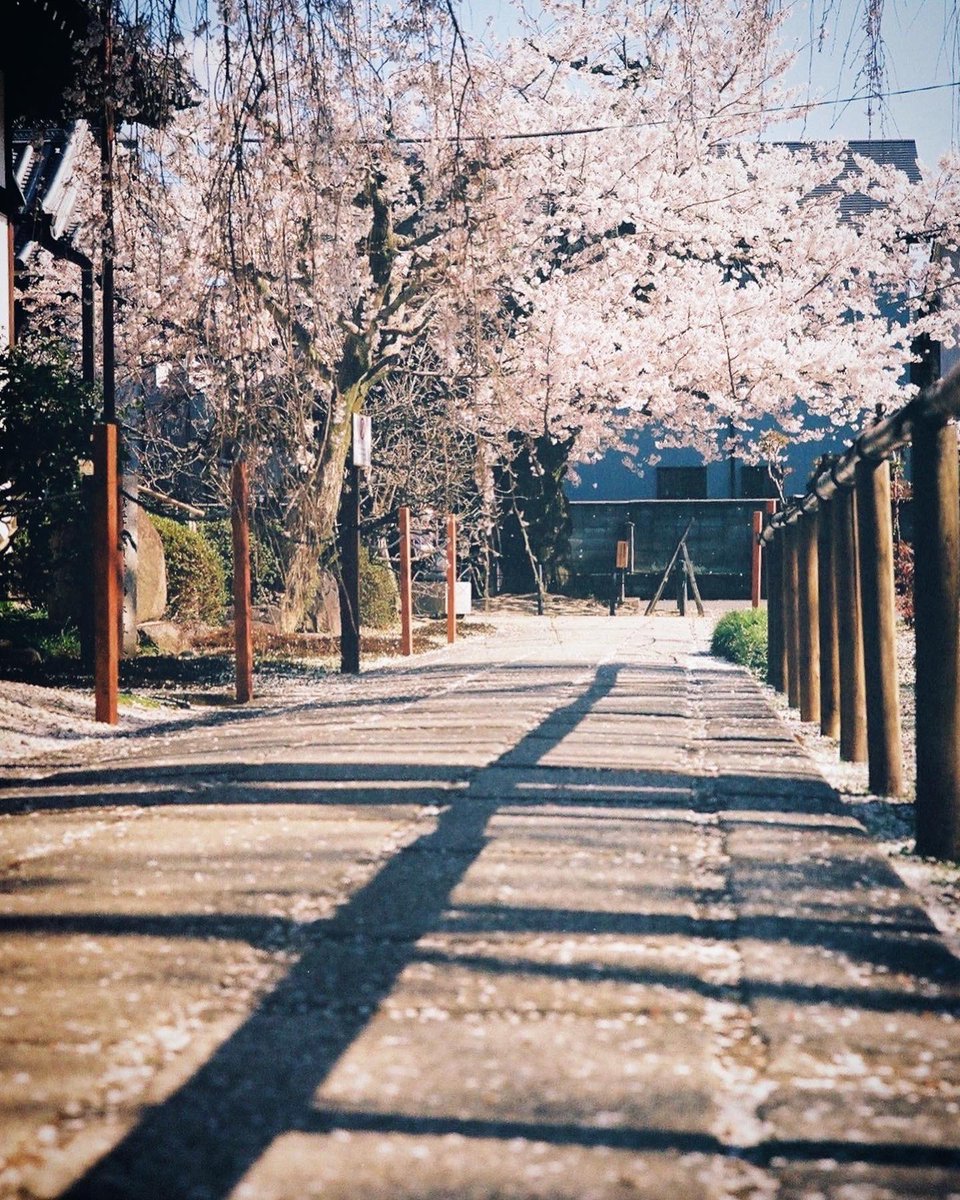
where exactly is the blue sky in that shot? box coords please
[460,0,959,171]
[771,2,957,169]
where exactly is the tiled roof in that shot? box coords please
[12,124,85,264]
[773,139,921,219]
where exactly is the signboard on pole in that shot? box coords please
[353,414,372,469]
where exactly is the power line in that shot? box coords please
[387,78,960,145]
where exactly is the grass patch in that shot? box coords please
[711,608,767,677]
[0,602,81,659]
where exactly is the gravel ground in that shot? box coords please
[0,615,506,768]
[773,623,960,954]
[4,602,959,956]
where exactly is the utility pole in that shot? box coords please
[93,0,120,723]
[340,415,371,674]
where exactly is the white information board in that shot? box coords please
[353,414,372,469]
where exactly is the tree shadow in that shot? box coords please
[1,659,954,1198]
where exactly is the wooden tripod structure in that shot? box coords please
[645,522,705,617]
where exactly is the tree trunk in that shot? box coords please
[279,383,363,632]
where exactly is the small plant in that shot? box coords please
[37,625,82,660]
[0,603,81,661]
[711,608,767,677]
[893,540,914,626]
[153,517,227,623]
[359,544,399,629]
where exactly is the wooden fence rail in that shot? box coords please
[761,361,960,860]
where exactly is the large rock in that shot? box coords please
[307,570,342,636]
[138,620,189,655]
[136,510,167,622]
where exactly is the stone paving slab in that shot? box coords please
[1,612,959,1199]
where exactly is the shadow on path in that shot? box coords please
[3,657,956,1197]
[56,666,624,1198]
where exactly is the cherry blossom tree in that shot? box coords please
[464,0,960,478]
[18,0,960,618]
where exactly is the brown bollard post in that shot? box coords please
[783,522,801,709]
[817,502,840,739]
[93,423,120,724]
[912,417,960,859]
[446,514,457,645]
[340,465,361,675]
[398,506,414,656]
[797,510,821,723]
[832,488,867,762]
[766,530,786,692]
[231,460,254,703]
[750,511,763,608]
[856,457,904,795]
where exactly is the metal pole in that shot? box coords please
[856,457,904,795]
[766,529,785,692]
[797,511,821,722]
[231,460,254,703]
[446,514,457,644]
[818,499,840,739]
[832,488,867,762]
[93,423,119,724]
[913,417,960,858]
[399,505,413,656]
[750,510,762,608]
[784,522,801,709]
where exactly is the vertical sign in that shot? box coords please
[353,414,372,469]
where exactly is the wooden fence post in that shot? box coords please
[856,457,904,795]
[93,423,120,724]
[231,460,254,703]
[446,513,457,645]
[399,505,413,656]
[831,487,867,762]
[817,502,840,739]
[766,529,785,692]
[783,522,801,709]
[912,417,960,858]
[340,464,361,674]
[797,510,821,723]
[750,511,763,608]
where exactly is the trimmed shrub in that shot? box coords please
[711,608,767,677]
[153,517,227,623]
[203,517,286,604]
[359,545,399,629]
[0,337,98,608]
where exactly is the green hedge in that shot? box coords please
[202,517,286,603]
[711,608,767,677]
[359,545,399,629]
[153,517,227,623]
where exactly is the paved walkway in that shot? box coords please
[1,613,959,1200]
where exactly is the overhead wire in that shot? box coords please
[382,77,960,144]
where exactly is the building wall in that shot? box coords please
[569,498,771,599]
[566,423,852,504]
